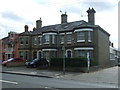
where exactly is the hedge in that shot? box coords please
[50,57,98,67]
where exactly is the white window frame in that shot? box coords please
[38,36,42,45]
[52,35,55,44]
[34,37,37,45]
[60,35,64,44]
[88,31,92,42]
[74,28,93,32]
[44,35,50,44]
[67,34,72,44]
[66,49,72,58]
[77,31,85,42]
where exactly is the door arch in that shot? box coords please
[37,50,42,59]
[66,49,72,58]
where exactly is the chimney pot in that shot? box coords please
[61,12,67,24]
[24,25,28,32]
[87,8,96,25]
[36,17,42,29]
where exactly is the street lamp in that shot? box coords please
[62,46,65,75]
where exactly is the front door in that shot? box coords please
[38,52,41,59]
[67,50,72,58]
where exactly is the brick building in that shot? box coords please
[1,31,19,61]
[18,8,110,67]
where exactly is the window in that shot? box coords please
[25,51,28,61]
[60,35,64,44]
[26,40,28,45]
[43,51,49,59]
[34,37,37,45]
[51,51,57,58]
[77,32,85,42]
[26,38,29,45]
[67,34,72,44]
[20,38,23,45]
[8,44,12,48]
[7,54,11,59]
[38,36,42,45]
[52,35,55,44]
[77,50,93,58]
[77,50,86,57]
[44,35,49,44]
[88,31,92,42]
[19,51,24,59]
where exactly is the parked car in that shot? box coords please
[2,58,24,66]
[25,58,49,68]
[118,62,120,67]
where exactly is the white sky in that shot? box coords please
[0,0,119,49]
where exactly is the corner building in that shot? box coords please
[18,8,110,67]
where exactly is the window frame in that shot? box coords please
[77,31,85,42]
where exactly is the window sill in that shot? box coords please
[44,43,50,44]
[60,42,64,44]
[88,40,92,42]
[67,42,72,44]
[77,40,85,42]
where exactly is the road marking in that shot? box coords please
[0,80,18,85]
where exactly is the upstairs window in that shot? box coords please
[60,35,64,44]
[38,36,42,45]
[52,35,55,44]
[67,34,72,44]
[26,37,29,45]
[88,31,92,42]
[77,32,85,42]
[44,35,49,44]
[20,38,24,45]
[34,37,37,45]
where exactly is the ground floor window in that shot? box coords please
[7,54,11,59]
[19,51,24,60]
[25,51,28,61]
[43,51,49,60]
[42,51,57,60]
[77,50,93,58]
[51,51,57,58]
[33,51,37,59]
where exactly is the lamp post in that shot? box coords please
[87,52,90,73]
[62,46,65,75]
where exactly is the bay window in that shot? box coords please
[77,32,85,42]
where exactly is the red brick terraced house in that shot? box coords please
[1,31,19,61]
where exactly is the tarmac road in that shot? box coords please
[2,73,118,89]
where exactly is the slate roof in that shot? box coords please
[20,20,110,36]
[32,20,89,34]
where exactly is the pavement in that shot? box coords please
[1,65,119,86]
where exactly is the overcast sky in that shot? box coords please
[0,0,119,49]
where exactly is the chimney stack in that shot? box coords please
[36,18,42,29]
[33,27,36,31]
[61,12,67,24]
[87,8,96,25]
[24,25,28,32]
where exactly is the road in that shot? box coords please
[1,73,118,89]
